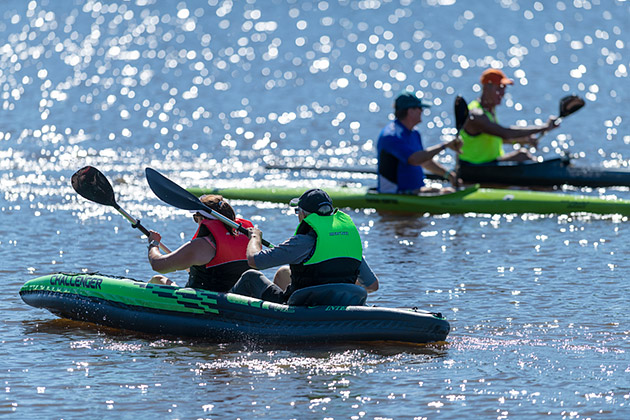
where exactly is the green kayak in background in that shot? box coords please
[188,185,630,216]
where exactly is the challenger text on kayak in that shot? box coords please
[50,274,103,290]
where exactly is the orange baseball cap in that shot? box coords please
[480,68,514,86]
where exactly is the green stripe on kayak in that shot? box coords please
[187,185,630,216]
[21,273,220,315]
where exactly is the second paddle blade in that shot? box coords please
[454,95,469,133]
[71,166,117,207]
[559,95,585,118]
[145,167,203,211]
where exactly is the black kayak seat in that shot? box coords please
[287,283,367,307]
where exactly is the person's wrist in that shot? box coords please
[148,239,160,249]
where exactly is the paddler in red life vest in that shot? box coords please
[230,188,379,303]
[459,68,560,164]
[146,194,253,292]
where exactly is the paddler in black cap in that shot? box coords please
[230,188,379,303]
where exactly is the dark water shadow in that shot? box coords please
[21,318,450,358]
[374,212,429,237]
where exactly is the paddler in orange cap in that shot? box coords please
[459,68,560,164]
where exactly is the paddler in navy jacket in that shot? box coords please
[230,189,379,303]
[146,194,252,292]
[377,90,462,194]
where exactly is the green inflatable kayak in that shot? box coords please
[188,185,630,216]
[20,273,450,344]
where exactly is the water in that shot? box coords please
[2,0,629,418]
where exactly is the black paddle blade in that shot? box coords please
[145,167,206,212]
[146,167,274,248]
[71,166,117,207]
[454,95,469,132]
[559,95,585,117]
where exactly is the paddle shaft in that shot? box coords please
[113,204,172,253]
[202,204,273,247]
[266,164,447,181]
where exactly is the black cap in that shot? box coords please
[394,91,432,111]
[290,189,334,215]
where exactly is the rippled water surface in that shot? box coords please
[2,0,629,418]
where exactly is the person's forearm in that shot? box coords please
[148,248,175,274]
[148,241,200,274]
[470,116,549,141]
[356,259,379,293]
[246,236,262,268]
[507,134,537,145]
[499,124,548,140]
[357,278,379,293]
[421,159,450,178]
[408,143,447,166]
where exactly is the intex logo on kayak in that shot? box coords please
[49,274,103,290]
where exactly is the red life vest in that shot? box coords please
[192,218,253,267]
[187,218,253,292]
